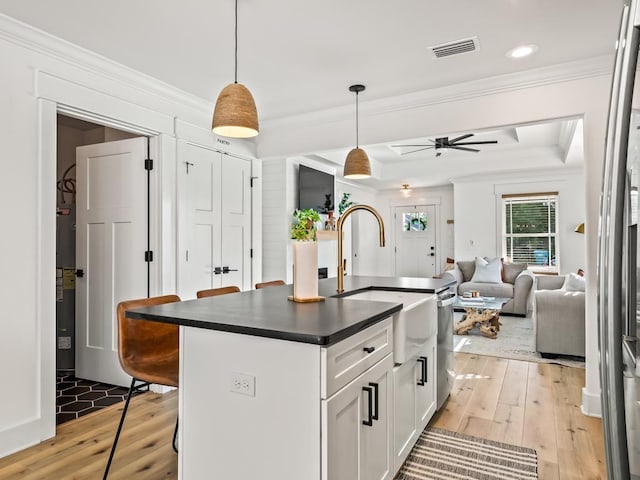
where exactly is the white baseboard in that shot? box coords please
[581,387,602,417]
[0,418,49,459]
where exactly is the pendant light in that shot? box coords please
[343,84,371,179]
[211,0,259,138]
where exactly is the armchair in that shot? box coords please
[534,275,585,357]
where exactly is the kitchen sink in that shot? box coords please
[341,290,437,363]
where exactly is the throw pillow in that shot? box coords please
[470,257,503,283]
[563,272,586,292]
[457,260,476,282]
[503,262,527,284]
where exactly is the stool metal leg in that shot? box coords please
[172,416,179,453]
[103,377,137,480]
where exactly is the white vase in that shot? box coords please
[292,241,318,300]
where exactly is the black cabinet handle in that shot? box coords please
[213,267,222,275]
[222,266,239,274]
[75,269,84,278]
[417,356,428,386]
[363,346,375,354]
[362,386,374,426]
[368,382,379,421]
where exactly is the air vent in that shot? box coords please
[428,36,479,59]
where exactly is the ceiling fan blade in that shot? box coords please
[391,144,431,147]
[448,133,474,143]
[449,146,480,153]
[452,140,498,146]
[401,146,436,155]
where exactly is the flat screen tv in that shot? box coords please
[298,165,335,214]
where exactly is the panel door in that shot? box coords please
[75,137,148,387]
[394,205,437,278]
[179,143,252,298]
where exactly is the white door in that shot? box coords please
[75,137,148,387]
[179,142,251,298]
[394,205,437,278]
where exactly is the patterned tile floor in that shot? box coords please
[56,372,146,425]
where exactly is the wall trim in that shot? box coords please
[0,12,210,117]
[261,56,613,133]
[581,387,602,418]
[0,418,42,458]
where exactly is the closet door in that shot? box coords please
[178,142,252,298]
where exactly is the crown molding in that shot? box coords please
[262,55,614,131]
[0,13,212,117]
[449,165,584,184]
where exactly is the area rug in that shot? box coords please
[395,427,538,480]
[453,313,585,368]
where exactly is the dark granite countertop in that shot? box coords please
[126,275,455,346]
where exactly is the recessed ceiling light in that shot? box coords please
[506,44,538,59]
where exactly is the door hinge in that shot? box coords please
[186,250,189,261]
[186,161,194,174]
[250,248,253,258]
[145,159,154,171]
[250,176,258,188]
[145,250,154,262]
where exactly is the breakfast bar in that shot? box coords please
[127,276,454,480]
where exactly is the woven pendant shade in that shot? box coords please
[343,147,371,179]
[212,83,259,138]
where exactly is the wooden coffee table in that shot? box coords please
[453,297,510,339]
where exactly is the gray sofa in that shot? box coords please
[441,260,534,316]
[534,275,585,357]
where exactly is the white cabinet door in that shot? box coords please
[75,137,148,387]
[415,336,437,433]
[322,354,394,480]
[178,142,252,297]
[392,359,418,471]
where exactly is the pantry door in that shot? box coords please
[179,142,252,298]
[75,137,149,387]
[394,205,437,278]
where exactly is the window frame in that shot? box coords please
[501,192,559,273]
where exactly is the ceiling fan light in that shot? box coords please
[343,147,371,179]
[212,83,259,138]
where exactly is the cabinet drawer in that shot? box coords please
[321,318,393,399]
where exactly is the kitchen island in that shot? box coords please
[127,276,454,480]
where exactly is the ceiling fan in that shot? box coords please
[392,133,497,156]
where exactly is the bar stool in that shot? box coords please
[103,294,181,480]
[196,286,241,298]
[255,280,285,289]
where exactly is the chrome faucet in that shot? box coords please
[336,204,386,293]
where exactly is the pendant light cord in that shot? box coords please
[234,0,238,84]
[355,91,359,148]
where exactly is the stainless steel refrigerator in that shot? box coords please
[601,1,640,478]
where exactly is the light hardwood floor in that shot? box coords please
[0,352,606,479]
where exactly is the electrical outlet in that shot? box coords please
[230,372,255,397]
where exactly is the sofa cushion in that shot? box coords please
[503,262,527,284]
[457,260,476,282]
[459,281,514,298]
[470,257,503,283]
[562,272,586,292]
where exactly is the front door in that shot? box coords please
[394,205,437,278]
[75,137,149,387]
[179,142,251,298]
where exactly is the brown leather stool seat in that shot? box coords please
[196,286,241,298]
[103,294,181,479]
[255,280,285,289]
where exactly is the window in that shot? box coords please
[402,211,428,232]
[502,192,558,272]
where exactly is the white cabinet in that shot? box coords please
[322,353,394,480]
[392,334,437,472]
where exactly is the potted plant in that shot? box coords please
[337,192,355,215]
[291,208,322,241]
[290,209,322,301]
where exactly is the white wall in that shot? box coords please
[453,170,586,274]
